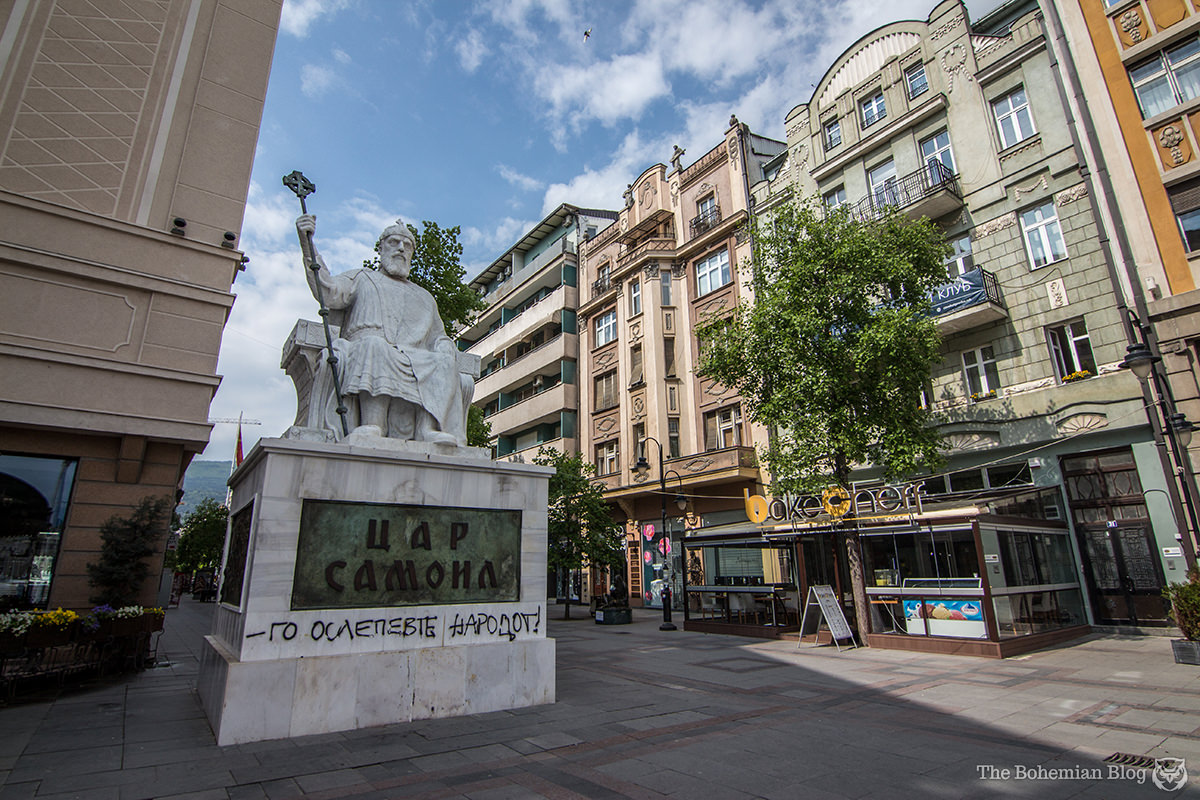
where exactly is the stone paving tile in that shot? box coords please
[1111,708,1200,734]
[156,789,232,800]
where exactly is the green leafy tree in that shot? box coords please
[533,448,624,619]
[698,200,948,636]
[87,495,172,607]
[365,220,485,335]
[175,497,229,576]
[467,405,492,448]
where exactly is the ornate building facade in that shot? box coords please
[578,120,785,608]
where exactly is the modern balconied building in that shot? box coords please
[0,0,281,610]
[459,204,617,464]
[578,119,785,608]
[740,0,1186,650]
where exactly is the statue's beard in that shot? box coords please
[380,255,410,278]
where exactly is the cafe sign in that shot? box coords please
[743,481,926,526]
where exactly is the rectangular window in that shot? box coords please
[945,235,974,279]
[668,417,681,459]
[696,249,732,296]
[823,118,842,150]
[629,279,642,316]
[597,261,611,285]
[905,62,929,99]
[861,92,887,128]
[1020,201,1067,268]
[1047,320,1096,382]
[595,440,619,475]
[594,309,617,346]
[629,344,644,386]
[992,86,1036,149]
[1129,37,1200,119]
[824,186,847,210]
[963,346,1000,399]
[594,370,618,411]
[632,422,646,464]
[698,194,716,220]
[920,129,955,179]
[660,269,673,305]
[704,405,743,450]
[664,337,676,377]
[1179,208,1200,251]
[668,385,678,412]
[869,159,898,209]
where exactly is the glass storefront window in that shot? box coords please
[0,454,77,610]
[998,530,1076,586]
[993,589,1086,638]
[862,528,980,586]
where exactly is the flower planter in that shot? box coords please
[595,608,632,625]
[143,614,164,633]
[24,625,72,648]
[1172,639,1200,666]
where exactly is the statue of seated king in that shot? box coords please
[282,214,476,448]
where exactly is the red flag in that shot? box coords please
[235,422,244,466]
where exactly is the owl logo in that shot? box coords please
[1152,758,1187,792]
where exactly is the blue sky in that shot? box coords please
[202,0,1003,462]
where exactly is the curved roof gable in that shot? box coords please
[815,26,923,111]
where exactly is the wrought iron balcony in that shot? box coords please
[591,277,613,297]
[850,161,963,223]
[929,268,1006,334]
[689,205,722,238]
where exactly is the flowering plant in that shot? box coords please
[1063,369,1092,383]
[970,389,997,403]
[0,612,35,636]
[33,608,78,630]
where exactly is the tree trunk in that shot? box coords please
[563,592,571,620]
[834,451,869,645]
[842,530,870,645]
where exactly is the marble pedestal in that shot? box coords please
[197,437,555,746]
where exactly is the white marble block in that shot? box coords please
[198,437,555,746]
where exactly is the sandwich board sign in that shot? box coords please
[799,584,857,652]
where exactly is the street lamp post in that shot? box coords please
[635,436,688,632]
[1119,317,1200,571]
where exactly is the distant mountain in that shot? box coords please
[179,460,232,517]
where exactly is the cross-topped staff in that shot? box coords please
[283,170,349,437]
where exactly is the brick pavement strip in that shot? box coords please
[0,599,1198,798]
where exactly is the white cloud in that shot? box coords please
[455,28,490,73]
[497,164,542,193]
[541,130,661,215]
[280,0,353,38]
[333,48,351,64]
[300,64,337,98]
[461,216,536,255]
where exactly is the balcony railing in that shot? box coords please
[929,268,1006,334]
[617,237,675,270]
[689,205,722,238]
[591,276,614,299]
[849,161,962,223]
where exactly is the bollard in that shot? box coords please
[660,585,677,631]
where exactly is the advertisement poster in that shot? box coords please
[904,599,987,638]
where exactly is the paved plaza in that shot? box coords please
[0,598,1198,799]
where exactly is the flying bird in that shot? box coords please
[583,28,591,42]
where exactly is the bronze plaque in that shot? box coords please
[291,499,522,610]
[220,500,254,607]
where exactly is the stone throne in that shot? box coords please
[280,319,481,443]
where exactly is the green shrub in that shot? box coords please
[1164,567,1200,641]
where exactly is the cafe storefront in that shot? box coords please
[681,484,1092,657]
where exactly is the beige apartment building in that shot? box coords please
[577,119,785,608]
[0,0,281,610]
